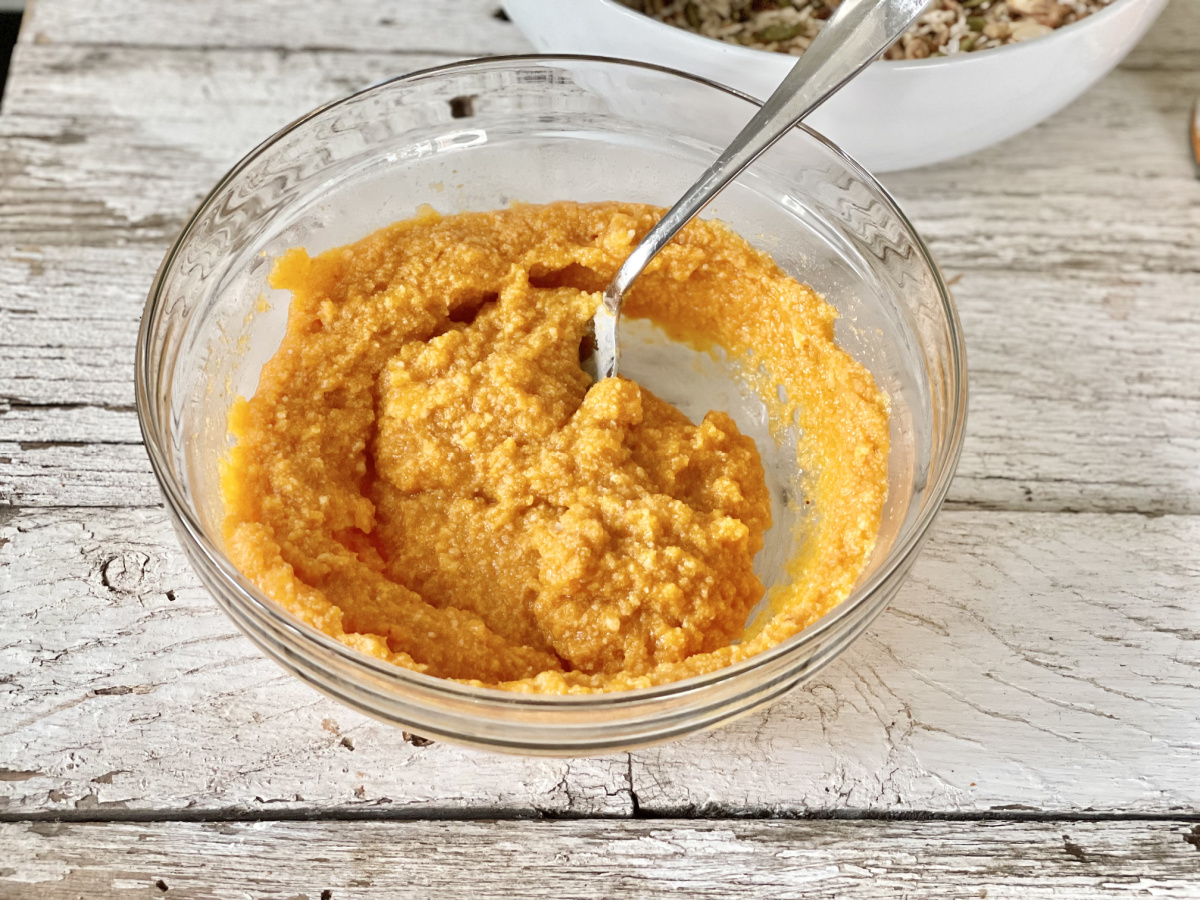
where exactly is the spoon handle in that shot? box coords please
[603,0,928,313]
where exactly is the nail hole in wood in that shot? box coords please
[449,95,476,119]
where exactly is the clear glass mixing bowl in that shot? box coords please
[136,56,966,755]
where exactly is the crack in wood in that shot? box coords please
[1,807,1199,825]
[0,399,138,414]
[1062,834,1090,863]
[1185,824,1200,851]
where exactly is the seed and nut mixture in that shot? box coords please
[620,0,1117,58]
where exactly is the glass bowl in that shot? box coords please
[136,56,966,755]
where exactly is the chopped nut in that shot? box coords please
[1010,19,1053,40]
[983,20,1012,38]
[903,35,933,58]
[1008,0,1068,26]
[1032,3,1068,27]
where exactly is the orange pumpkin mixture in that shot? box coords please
[221,202,888,692]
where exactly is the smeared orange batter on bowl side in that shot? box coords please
[220,202,888,693]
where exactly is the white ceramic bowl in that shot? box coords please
[502,0,1167,171]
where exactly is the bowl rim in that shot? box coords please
[136,53,968,709]
[586,0,1150,70]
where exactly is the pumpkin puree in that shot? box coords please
[221,202,888,693]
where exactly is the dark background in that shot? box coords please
[1,9,21,102]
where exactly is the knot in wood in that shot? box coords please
[100,551,150,594]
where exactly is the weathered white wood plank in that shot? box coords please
[18,0,1199,74]
[882,86,1200,278]
[1,20,1197,511]
[2,0,1197,833]
[950,267,1200,514]
[0,45,462,245]
[631,510,1200,816]
[0,403,140,445]
[0,15,1198,269]
[0,244,157,408]
[3,507,1196,815]
[0,443,157,507]
[3,819,1200,899]
[880,1,1200,274]
[4,246,1197,512]
[0,504,632,818]
[20,0,532,55]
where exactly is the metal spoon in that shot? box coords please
[581,0,929,382]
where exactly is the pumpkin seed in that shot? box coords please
[756,21,807,42]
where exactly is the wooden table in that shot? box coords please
[2,1,1198,895]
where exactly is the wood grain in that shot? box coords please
[3,506,1196,816]
[20,0,531,55]
[0,245,161,409]
[0,510,631,819]
[631,509,1200,815]
[0,0,1197,878]
[3,819,1199,899]
[4,246,1198,512]
[1,36,1197,269]
[884,63,1200,277]
[1,9,1198,513]
[949,267,1200,515]
[0,45,461,246]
